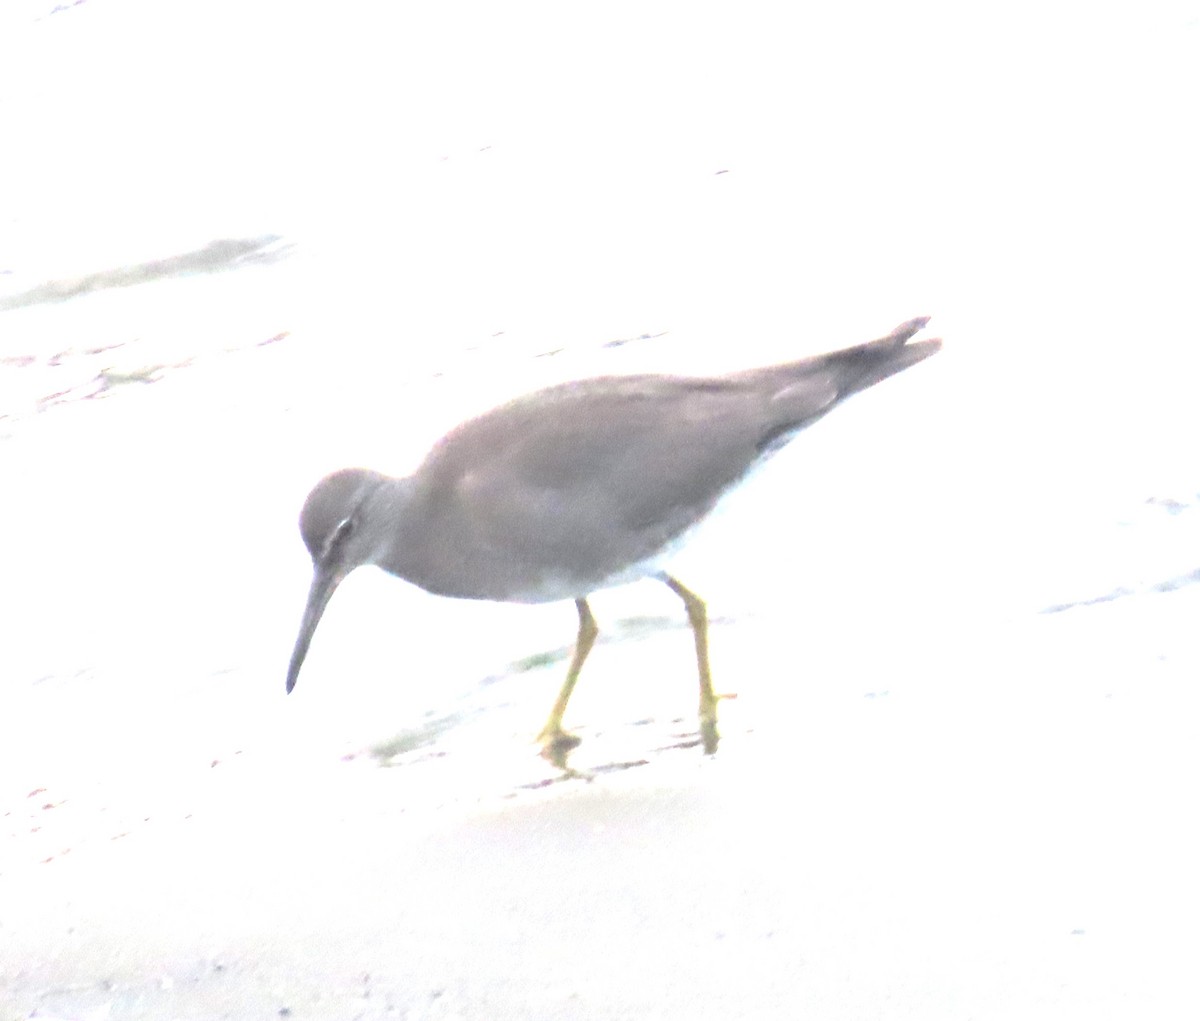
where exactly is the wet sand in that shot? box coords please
[5,600,1199,1019]
[4,2,1199,1017]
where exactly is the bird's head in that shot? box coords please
[286,467,389,693]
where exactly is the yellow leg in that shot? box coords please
[537,598,599,767]
[661,574,720,754]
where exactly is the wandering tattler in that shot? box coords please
[286,317,940,764]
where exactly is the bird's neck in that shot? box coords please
[364,475,425,580]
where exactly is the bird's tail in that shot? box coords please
[818,316,942,398]
[730,316,941,401]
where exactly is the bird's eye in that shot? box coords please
[321,516,355,559]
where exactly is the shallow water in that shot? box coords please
[2,2,1198,1018]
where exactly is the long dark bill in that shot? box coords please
[285,564,346,693]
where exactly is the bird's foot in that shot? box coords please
[696,690,734,754]
[538,727,583,769]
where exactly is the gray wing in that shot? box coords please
[411,317,938,594]
[421,375,835,585]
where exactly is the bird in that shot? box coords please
[285,316,941,766]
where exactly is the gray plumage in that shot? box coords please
[285,316,941,760]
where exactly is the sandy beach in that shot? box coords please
[3,1,1199,1018]
[8,596,1197,1020]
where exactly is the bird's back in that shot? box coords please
[388,318,939,602]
